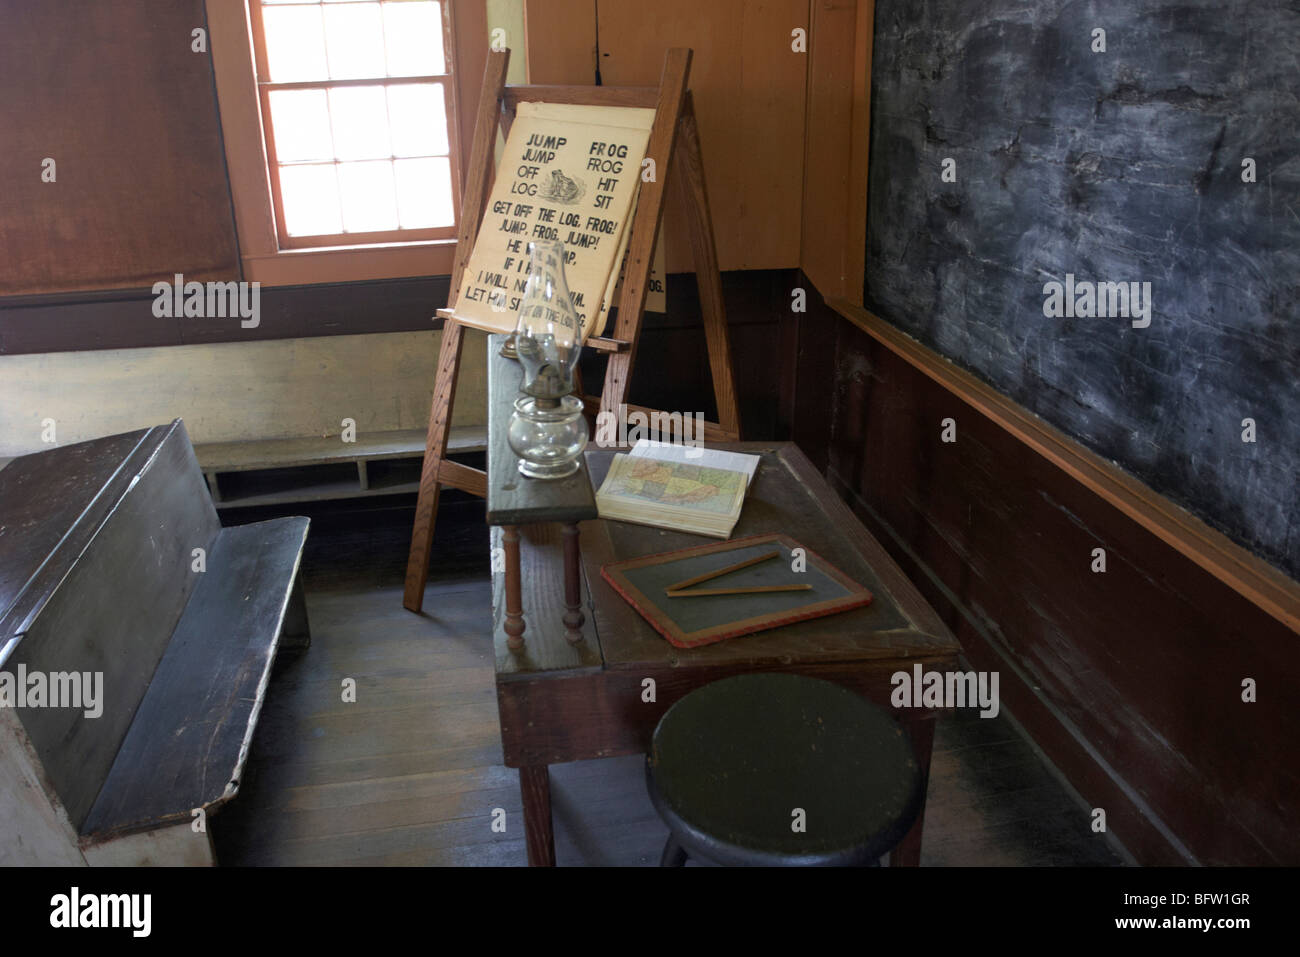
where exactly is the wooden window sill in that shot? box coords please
[242,240,457,286]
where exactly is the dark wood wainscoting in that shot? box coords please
[785,288,1300,866]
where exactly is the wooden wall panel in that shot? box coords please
[0,0,239,296]
[524,0,807,272]
[521,0,597,85]
[799,0,871,300]
[798,294,1300,865]
[0,277,453,355]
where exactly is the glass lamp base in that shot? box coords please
[507,394,588,481]
[518,457,580,480]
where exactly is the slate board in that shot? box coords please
[601,533,873,648]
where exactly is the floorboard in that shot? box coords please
[214,497,1126,867]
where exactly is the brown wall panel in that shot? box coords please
[0,0,239,296]
[799,0,870,300]
[524,0,807,272]
[578,268,798,441]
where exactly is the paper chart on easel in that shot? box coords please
[452,102,655,340]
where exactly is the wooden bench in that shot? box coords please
[0,419,309,865]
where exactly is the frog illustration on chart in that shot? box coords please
[538,169,586,205]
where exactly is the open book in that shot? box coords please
[595,442,761,538]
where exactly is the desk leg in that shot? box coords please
[503,525,525,650]
[519,765,556,866]
[561,522,584,644]
[890,717,935,867]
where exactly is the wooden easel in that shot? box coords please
[403,46,740,613]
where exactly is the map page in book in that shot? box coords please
[595,453,749,538]
[628,440,760,485]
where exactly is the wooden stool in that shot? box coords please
[646,673,925,866]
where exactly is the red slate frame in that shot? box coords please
[600,532,874,648]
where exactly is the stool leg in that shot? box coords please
[659,835,688,867]
[890,717,935,867]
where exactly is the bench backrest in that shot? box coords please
[0,419,218,828]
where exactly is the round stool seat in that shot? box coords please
[647,673,923,866]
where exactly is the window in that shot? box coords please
[207,0,485,283]
[249,0,460,248]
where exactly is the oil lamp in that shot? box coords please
[506,240,588,479]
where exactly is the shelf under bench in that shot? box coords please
[193,426,487,509]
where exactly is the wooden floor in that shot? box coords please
[214,496,1127,867]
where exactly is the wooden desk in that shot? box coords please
[489,441,962,866]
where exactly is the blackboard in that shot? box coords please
[865,0,1299,578]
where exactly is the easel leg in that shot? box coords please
[597,50,693,429]
[519,765,556,866]
[503,525,526,650]
[599,354,632,433]
[404,319,468,612]
[675,103,740,439]
[597,85,740,443]
[890,717,936,867]
[561,522,584,644]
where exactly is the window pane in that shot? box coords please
[280,164,343,236]
[323,3,386,80]
[268,89,334,162]
[384,1,444,76]
[262,5,328,82]
[395,157,454,228]
[338,160,399,232]
[328,86,391,160]
[387,84,448,157]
